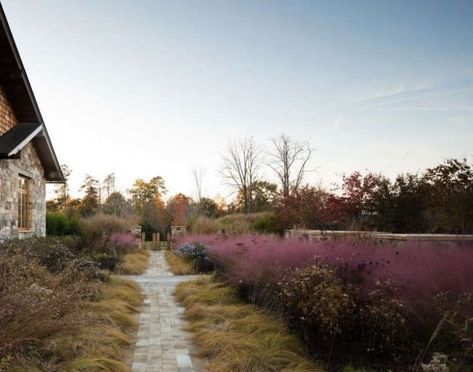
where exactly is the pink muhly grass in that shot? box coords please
[178,234,473,303]
[109,232,136,245]
[108,232,138,255]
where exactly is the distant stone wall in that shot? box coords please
[171,225,187,237]
[0,85,16,135]
[285,229,473,242]
[0,143,46,240]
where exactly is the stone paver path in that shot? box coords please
[127,250,203,372]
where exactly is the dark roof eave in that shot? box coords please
[0,123,65,182]
[0,122,42,157]
[0,4,64,183]
[38,127,64,182]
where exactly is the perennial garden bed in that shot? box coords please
[174,234,473,371]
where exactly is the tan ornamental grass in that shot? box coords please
[175,275,324,372]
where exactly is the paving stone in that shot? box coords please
[178,368,194,372]
[129,251,203,372]
[132,362,148,372]
[163,366,179,372]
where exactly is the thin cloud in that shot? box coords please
[353,81,473,112]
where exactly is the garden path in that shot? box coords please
[127,250,204,372]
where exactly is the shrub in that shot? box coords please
[279,265,409,361]
[279,263,354,344]
[0,237,78,273]
[107,232,138,256]
[0,255,100,359]
[78,214,131,245]
[356,281,410,360]
[178,242,206,259]
[176,242,214,272]
[70,257,108,281]
[77,215,137,262]
[252,212,279,233]
[46,212,79,236]
[0,234,137,275]
[88,252,120,271]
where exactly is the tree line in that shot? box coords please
[47,170,226,237]
[48,134,473,235]
[220,135,473,234]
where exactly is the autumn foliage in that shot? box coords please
[276,158,473,234]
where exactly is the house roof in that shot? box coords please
[0,4,64,182]
[0,122,43,157]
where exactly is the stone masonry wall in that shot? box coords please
[0,86,16,135]
[0,82,46,240]
[0,144,46,240]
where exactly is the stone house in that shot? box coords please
[0,5,64,240]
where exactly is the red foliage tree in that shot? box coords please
[167,193,191,226]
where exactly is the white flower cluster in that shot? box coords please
[421,352,449,372]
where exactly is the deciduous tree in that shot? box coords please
[268,134,312,200]
[221,137,262,214]
[192,167,205,203]
[103,191,132,218]
[102,173,116,200]
[167,193,191,225]
[129,176,168,234]
[79,174,100,216]
[129,176,167,216]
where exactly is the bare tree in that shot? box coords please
[53,164,71,209]
[57,164,71,198]
[102,173,116,201]
[268,134,312,199]
[221,137,262,214]
[192,167,205,202]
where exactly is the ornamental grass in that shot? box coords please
[177,234,473,369]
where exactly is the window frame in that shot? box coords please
[17,175,32,231]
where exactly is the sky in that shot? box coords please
[2,0,473,201]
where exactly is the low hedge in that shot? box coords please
[46,212,79,236]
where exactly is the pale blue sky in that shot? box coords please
[2,0,473,199]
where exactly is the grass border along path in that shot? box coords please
[116,248,149,275]
[175,275,324,372]
[67,276,143,371]
[164,249,195,275]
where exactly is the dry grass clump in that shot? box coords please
[175,276,323,372]
[78,214,134,239]
[164,250,195,275]
[190,212,278,235]
[116,248,149,275]
[54,276,142,371]
[190,216,220,234]
[0,255,99,361]
[217,213,253,234]
[0,253,142,371]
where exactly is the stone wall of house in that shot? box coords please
[0,143,46,240]
[0,85,16,135]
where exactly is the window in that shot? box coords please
[18,176,31,230]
